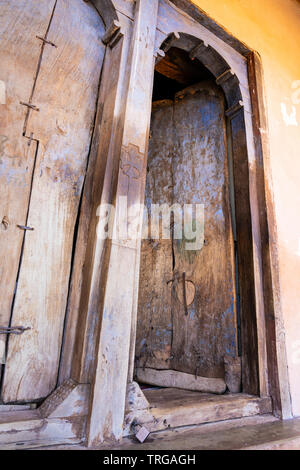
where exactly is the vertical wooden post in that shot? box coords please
[247,51,292,418]
[87,0,159,446]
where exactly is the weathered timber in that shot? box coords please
[229,108,259,396]
[125,381,150,413]
[0,0,56,374]
[123,388,272,436]
[247,51,292,417]
[39,379,90,419]
[136,368,227,394]
[224,355,242,393]
[169,0,250,56]
[155,2,249,92]
[91,0,119,27]
[0,412,86,449]
[86,0,159,446]
[0,0,285,448]
[171,82,238,377]
[151,31,261,395]
[1,0,105,402]
[136,81,238,379]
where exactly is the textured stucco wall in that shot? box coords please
[192,0,300,416]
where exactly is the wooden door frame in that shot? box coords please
[0,0,292,449]
[68,0,290,446]
[59,0,292,445]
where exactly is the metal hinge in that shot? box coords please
[0,326,31,335]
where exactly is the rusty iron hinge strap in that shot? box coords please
[0,326,31,335]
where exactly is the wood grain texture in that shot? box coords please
[0,411,86,449]
[1,0,105,402]
[156,0,249,92]
[136,81,238,379]
[169,0,250,56]
[86,0,159,446]
[136,367,226,393]
[172,82,237,377]
[247,51,291,417]
[229,108,259,396]
[0,0,56,370]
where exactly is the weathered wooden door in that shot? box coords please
[0,0,105,402]
[136,81,238,379]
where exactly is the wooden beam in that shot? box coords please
[86,0,159,446]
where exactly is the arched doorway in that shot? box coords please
[0,0,106,404]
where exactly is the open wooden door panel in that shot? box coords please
[0,0,105,403]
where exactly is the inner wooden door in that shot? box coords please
[135,79,239,382]
[0,0,105,403]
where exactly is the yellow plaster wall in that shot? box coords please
[191,0,300,415]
